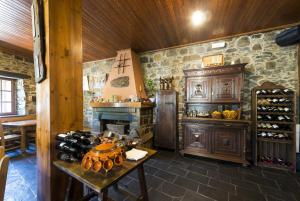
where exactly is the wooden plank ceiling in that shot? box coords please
[0,0,300,62]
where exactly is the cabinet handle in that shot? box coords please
[224,124,232,127]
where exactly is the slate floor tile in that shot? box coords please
[209,178,236,194]
[170,160,190,169]
[197,183,229,201]
[230,178,260,192]
[207,170,231,182]
[260,185,297,201]
[186,172,209,185]
[243,174,278,187]
[236,186,266,201]
[144,164,159,175]
[148,189,172,201]
[182,190,214,201]
[152,161,171,170]
[154,170,177,182]
[145,174,164,189]
[160,182,186,197]
[166,165,187,176]
[174,176,199,192]
[187,164,207,175]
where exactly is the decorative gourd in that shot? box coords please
[81,142,125,173]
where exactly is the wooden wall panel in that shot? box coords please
[36,0,83,200]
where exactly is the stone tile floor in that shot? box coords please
[4,148,300,201]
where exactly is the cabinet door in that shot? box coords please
[155,90,176,149]
[212,74,241,102]
[212,126,244,157]
[186,77,211,102]
[184,124,210,153]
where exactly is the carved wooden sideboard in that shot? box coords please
[182,64,251,165]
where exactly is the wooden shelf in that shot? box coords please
[256,129,293,133]
[89,102,155,108]
[257,103,292,107]
[182,116,251,124]
[257,112,294,115]
[252,82,296,172]
[257,121,294,125]
[257,138,292,144]
[257,94,293,98]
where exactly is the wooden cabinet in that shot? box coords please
[186,77,211,102]
[212,74,241,103]
[182,64,250,165]
[184,124,210,153]
[212,126,244,157]
[184,64,244,103]
[155,90,177,150]
[182,119,250,165]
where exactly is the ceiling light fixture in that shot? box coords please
[191,10,206,26]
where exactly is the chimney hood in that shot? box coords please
[101,49,148,101]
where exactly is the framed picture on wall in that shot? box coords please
[202,54,224,68]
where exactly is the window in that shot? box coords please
[0,78,16,115]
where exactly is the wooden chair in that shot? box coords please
[0,115,36,152]
[0,146,9,201]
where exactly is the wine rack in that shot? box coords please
[252,82,296,172]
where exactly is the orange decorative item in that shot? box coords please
[222,110,239,120]
[81,142,125,173]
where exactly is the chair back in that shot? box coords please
[0,146,9,201]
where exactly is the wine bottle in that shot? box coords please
[272,124,279,129]
[266,123,272,129]
[265,115,272,121]
[56,142,78,154]
[284,115,291,121]
[283,89,292,94]
[277,115,285,121]
[257,115,262,120]
[272,89,281,94]
[57,152,78,163]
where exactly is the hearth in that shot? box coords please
[91,103,154,146]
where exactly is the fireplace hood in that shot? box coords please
[101,49,148,101]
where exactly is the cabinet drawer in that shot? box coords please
[212,127,245,157]
[184,124,210,153]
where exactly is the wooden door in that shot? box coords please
[211,126,244,157]
[184,124,210,153]
[186,77,211,102]
[212,74,241,103]
[155,90,177,149]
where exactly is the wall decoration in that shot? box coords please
[202,54,224,67]
[159,77,174,90]
[110,76,129,88]
[31,0,46,83]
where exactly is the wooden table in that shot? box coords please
[2,120,36,153]
[53,148,157,201]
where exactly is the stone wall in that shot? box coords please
[0,51,36,115]
[83,29,299,141]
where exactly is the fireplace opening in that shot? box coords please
[103,120,130,136]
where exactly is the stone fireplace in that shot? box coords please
[91,102,154,146]
[89,49,154,146]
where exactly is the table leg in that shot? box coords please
[64,177,73,201]
[138,164,149,201]
[99,188,108,201]
[20,127,26,153]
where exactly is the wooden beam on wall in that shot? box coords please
[36,0,83,200]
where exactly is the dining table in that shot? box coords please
[1,119,37,153]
